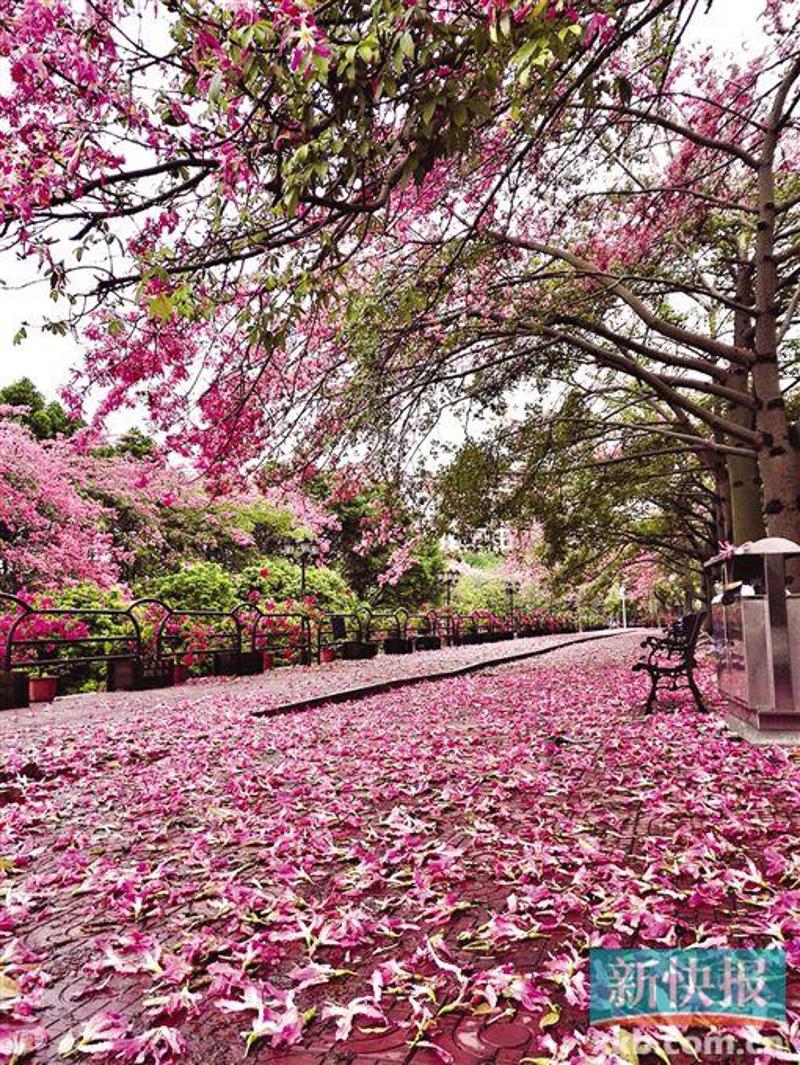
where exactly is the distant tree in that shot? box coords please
[321,485,443,607]
[0,377,82,439]
[236,558,356,613]
[106,428,157,459]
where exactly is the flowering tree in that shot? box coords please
[0,420,119,589]
[6,0,799,546]
[268,0,800,544]
[1,0,688,475]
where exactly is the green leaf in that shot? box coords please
[208,70,224,105]
[148,294,174,321]
[453,103,468,127]
[514,40,538,66]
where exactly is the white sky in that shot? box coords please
[0,0,765,423]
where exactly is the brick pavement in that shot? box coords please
[4,634,791,1064]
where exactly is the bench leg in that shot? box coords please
[644,668,659,714]
[686,666,707,713]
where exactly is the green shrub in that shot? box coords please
[236,557,356,613]
[142,562,238,611]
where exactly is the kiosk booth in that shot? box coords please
[705,537,800,740]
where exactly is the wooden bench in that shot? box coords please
[632,611,707,713]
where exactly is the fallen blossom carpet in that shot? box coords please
[3,635,799,1063]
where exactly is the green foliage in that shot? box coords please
[316,484,444,608]
[451,572,507,615]
[447,567,545,615]
[462,550,504,571]
[54,583,130,612]
[219,499,301,556]
[27,583,134,693]
[436,443,503,539]
[383,538,444,610]
[236,557,356,612]
[103,490,310,586]
[0,377,81,439]
[143,562,238,611]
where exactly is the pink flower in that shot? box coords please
[0,1025,48,1061]
[57,1011,129,1056]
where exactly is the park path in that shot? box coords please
[5,633,798,1065]
[0,629,630,743]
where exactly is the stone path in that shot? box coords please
[1,629,631,742]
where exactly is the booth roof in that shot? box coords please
[704,536,800,568]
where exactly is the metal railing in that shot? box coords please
[1,591,580,702]
[248,608,313,666]
[1,591,144,673]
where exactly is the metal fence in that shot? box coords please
[0,593,573,705]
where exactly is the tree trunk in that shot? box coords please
[752,99,800,544]
[712,451,733,545]
[725,264,765,544]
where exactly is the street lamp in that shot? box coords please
[285,537,320,596]
[441,567,459,608]
[619,582,628,629]
[504,579,521,618]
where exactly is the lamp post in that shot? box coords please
[442,567,459,609]
[619,582,628,629]
[504,579,521,620]
[286,537,320,596]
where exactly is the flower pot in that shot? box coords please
[320,647,335,664]
[0,670,29,710]
[263,651,275,670]
[383,637,413,655]
[134,667,172,690]
[236,651,264,676]
[343,640,378,660]
[29,676,58,703]
[414,635,441,651]
[170,663,190,685]
[213,650,239,676]
[107,658,138,692]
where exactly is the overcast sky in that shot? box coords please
[0,0,764,421]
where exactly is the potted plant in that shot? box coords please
[320,646,335,663]
[29,670,58,703]
[263,650,275,669]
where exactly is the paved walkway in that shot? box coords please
[6,634,794,1064]
[1,629,631,742]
